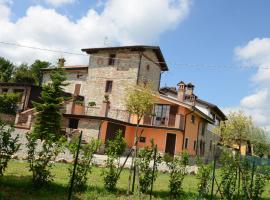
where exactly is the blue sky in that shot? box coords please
[1,0,270,129]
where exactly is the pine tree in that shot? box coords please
[27,63,67,187]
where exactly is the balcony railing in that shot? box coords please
[66,103,130,122]
[143,114,185,130]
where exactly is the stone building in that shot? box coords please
[41,45,226,158]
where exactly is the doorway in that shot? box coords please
[165,133,176,155]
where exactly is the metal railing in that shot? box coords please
[143,114,184,129]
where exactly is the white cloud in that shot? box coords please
[0,0,191,65]
[43,0,76,7]
[227,38,270,132]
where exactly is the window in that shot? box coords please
[68,118,79,129]
[184,138,189,149]
[201,122,206,136]
[146,65,150,71]
[74,84,81,95]
[1,88,8,94]
[193,140,197,151]
[191,115,195,124]
[105,81,113,93]
[77,74,83,79]
[108,54,116,65]
[179,114,185,130]
[13,89,24,102]
[153,104,170,126]
[139,137,146,143]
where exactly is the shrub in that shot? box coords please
[68,137,101,192]
[196,157,212,199]
[241,158,270,199]
[137,139,161,193]
[27,134,65,187]
[0,93,19,115]
[219,151,238,199]
[0,120,20,176]
[166,152,189,198]
[103,131,126,191]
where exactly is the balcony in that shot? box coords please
[65,103,130,122]
[143,114,185,130]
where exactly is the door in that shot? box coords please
[105,122,126,143]
[165,133,176,155]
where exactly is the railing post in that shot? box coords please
[150,144,157,200]
[68,131,83,200]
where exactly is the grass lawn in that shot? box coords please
[0,160,269,200]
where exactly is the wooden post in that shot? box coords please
[150,144,157,200]
[68,131,82,200]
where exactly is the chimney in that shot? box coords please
[186,82,194,96]
[58,58,66,67]
[177,81,186,102]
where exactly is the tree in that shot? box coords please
[252,128,270,158]
[12,64,36,85]
[27,63,67,187]
[31,60,50,85]
[125,83,155,193]
[0,57,14,82]
[215,111,254,151]
[0,119,20,176]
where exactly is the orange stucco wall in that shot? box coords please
[99,94,204,156]
[100,121,184,154]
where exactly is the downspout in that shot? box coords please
[136,51,143,85]
[195,120,201,156]
[182,108,195,150]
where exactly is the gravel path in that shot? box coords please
[12,128,198,174]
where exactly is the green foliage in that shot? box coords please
[196,157,212,199]
[0,120,20,176]
[0,93,20,115]
[0,57,14,82]
[241,158,270,199]
[103,131,126,191]
[27,135,65,187]
[137,140,162,193]
[166,151,189,199]
[219,151,238,199]
[68,137,101,192]
[215,111,253,148]
[252,128,270,158]
[27,66,67,187]
[12,64,36,85]
[88,101,96,107]
[125,84,155,122]
[31,60,50,85]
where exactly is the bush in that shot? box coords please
[0,93,19,115]
[0,120,20,176]
[103,131,126,191]
[27,134,65,187]
[137,139,161,193]
[166,152,189,198]
[196,157,212,199]
[68,137,101,192]
[219,151,238,199]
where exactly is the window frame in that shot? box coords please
[108,54,116,65]
[105,80,113,93]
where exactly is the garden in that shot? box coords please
[0,64,270,200]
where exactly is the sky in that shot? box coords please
[0,0,270,131]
